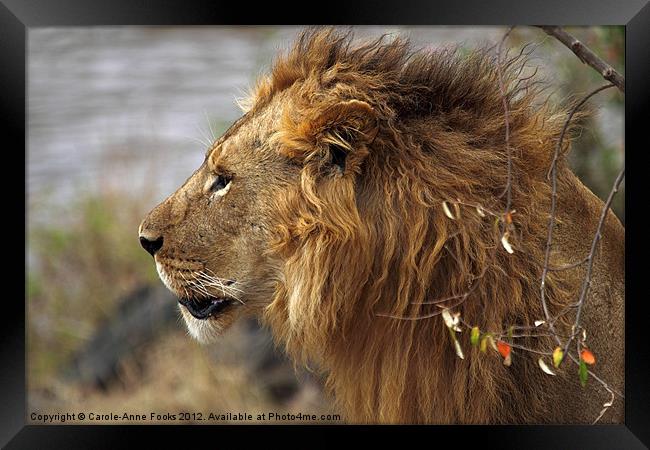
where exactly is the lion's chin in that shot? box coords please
[178,304,236,344]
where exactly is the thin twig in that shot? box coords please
[592,389,616,424]
[377,279,482,321]
[507,343,553,356]
[538,26,625,92]
[539,83,616,347]
[566,351,624,399]
[547,84,616,180]
[378,30,624,422]
[562,166,625,357]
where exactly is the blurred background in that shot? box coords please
[26,26,624,423]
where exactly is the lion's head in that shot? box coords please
[139,29,624,423]
[138,30,385,343]
[136,99,301,342]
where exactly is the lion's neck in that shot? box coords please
[264,160,568,423]
[265,266,561,424]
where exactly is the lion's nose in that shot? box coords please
[139,235,164,256]
[139,204,168,256]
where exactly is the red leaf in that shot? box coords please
[581,349,596,365]
[497,341,511,359]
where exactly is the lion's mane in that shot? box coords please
[257,29,587,423]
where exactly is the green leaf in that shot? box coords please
[579,360,588,387]
[552,347,564,368]
[470,327,480,346]
[507,325,514,340]
[479,336,488,353]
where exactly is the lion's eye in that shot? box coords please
[210,175,231,193]
[210,175,230,192]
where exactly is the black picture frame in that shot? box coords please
[7,0,649,447]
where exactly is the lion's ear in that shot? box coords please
[278,99,378,175]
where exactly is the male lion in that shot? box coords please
[139,29,624,424]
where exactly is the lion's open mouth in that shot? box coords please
[178,296,235,320]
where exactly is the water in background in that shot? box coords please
[28,26,622,226]
[27,26,512,224]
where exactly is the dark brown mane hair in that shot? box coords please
[256,28,579,423]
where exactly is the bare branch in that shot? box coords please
[566,351,624,399]
[592,389,616,424]
[378,29,625,422]
[539,83,616,343]
[547,83,616,180]
[562,166,625,357]
[538,26,625,92]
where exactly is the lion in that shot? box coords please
[139,29,624,424]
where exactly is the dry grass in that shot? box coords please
[29,328,334,424]
[28,191,158,388]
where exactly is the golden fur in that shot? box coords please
[141,28,625,424]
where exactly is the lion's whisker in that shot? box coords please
[178,272,191,299]
[188,271,246,304]
[196,271,244,293]
[204,109,217,141]
[194,122,213,149]
[203,269,243,291]
[184,135,212,149]
[187,278,212,299]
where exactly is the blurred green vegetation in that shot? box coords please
[511,26,624,222]
[28,191,159,385]
[557,27,624,223]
